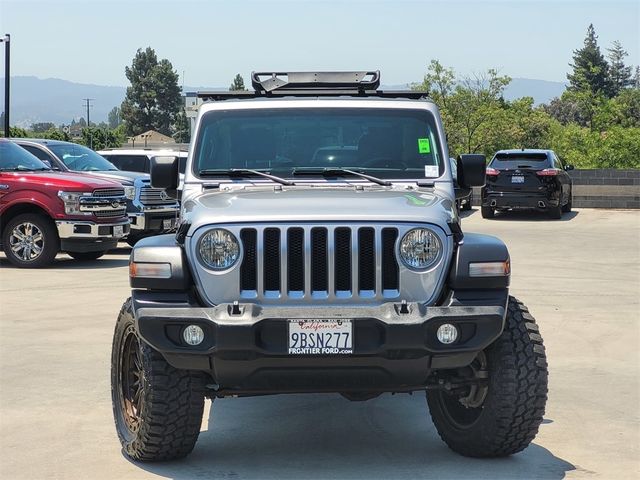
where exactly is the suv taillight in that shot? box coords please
[536,169,559,176]
[485,167,500,176]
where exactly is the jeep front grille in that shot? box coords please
[238,225,400,299]
[139,186,176,206]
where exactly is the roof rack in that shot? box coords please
[196,70,429,101]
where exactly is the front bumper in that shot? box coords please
[128,209,178,233]
[56,219,130,253]
[481,190,559,209]
[132,291,507,394]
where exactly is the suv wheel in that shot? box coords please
[68,251,106,261]
[426,296,548,457]
[2,213,59,268]
[548,204,562,219]
[562,191,572,213]
[111,299,206,461]
[480,206,495,219]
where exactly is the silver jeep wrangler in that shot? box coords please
[111,71,548,461]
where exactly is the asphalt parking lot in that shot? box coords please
[1,208,639,479]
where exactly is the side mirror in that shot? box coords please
[150,156,179,198]
[565,164,575,171]
[457,154,486,188]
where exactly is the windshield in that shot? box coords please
[0,140,52,171]
[490,152,550,170]
[49,143,118,171]
[193,108,443,180]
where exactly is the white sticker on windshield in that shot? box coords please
[425,165,439,177]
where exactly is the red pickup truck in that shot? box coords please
[0,139,130,267]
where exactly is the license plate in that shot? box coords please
[288,319,353,355]
[113,225,124,237]
[511,175,524,183]
[163,219,173,230]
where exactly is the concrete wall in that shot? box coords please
[568,169,640,209]
[472,169,640,209]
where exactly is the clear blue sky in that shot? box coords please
[1,0,638,86]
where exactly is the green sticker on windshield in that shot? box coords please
[418,138,431,154]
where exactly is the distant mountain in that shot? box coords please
[1,76,566,128]
[503,78,566,104]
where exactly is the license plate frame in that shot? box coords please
[113,225,124,237]
[288,319,353,355]
[511,175,525,184]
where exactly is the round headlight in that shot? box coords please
[198,229,240,270]
[399,228,441,269]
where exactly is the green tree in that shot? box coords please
[41,128,70,141]
[173,109,191,143]
[9,126,29,138]
[108,106,122,129]
[607,40,633,96]
[31,122,56,133]
[229,74,246,91]
[121,47,182,136]
[80,127,122,150]
[567,24,612,97]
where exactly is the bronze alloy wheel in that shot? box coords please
[118,325,144,433]
[435,351,489,429]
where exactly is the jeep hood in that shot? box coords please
[183,187,456,235]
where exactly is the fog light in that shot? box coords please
[437,324,458,344]
[183,325,204,346]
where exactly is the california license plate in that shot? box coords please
[113,225,124,237]
[288,319,353,355]
[163,219,173,230]
[511,175,524,183]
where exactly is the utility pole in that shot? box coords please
[1,34,10,137]
[83,98,93,148]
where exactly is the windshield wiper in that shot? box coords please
[292,167,391,186]
[198,168,295,186]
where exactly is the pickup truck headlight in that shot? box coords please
[123,186,136,200]
[399,228,441,269]
[58,191,92,215]
[197,228,240,270]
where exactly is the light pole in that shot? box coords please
[1,34,10,137]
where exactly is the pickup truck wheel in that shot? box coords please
[480,206,495,218]
[2,213,59,268]
[111,299,205,461]
[426,296,548,457]
[67,251,106,261]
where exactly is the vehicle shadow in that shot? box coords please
[486,210,579,222]
[131,393,575,480]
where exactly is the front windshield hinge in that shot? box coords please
[274,184,283,191]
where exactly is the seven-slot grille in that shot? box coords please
[139,185,177,205]
[92,188,125,197]
[238,226,400,299]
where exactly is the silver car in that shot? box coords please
[110,71,548,462]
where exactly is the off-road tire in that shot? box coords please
[427,296,548,457]
[2,213,59,268]
[111,298,205,461]
[548,204,562,219]
[480,206,495,218]
[68,251,106,261]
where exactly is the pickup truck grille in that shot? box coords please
[94,208,127,218]
[238,225,400,298]
[139,186,176,206]
[93,188,125,197]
